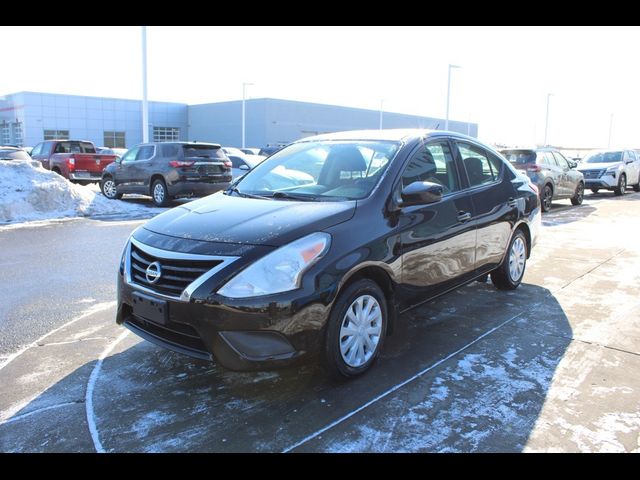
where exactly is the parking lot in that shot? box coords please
[1,191,639,452]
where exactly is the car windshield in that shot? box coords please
[583,151,622,163]
[233,140,400,201]
[501,150,536,164]
[182,145,225,159]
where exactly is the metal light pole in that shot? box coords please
[544,93,553,146]
[608,113,614,148]
[141,26,149,143]
[445,64,461,131]
[242,82,254,148]
[379,99,384,130]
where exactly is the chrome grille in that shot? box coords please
[582,169,604,179]
[130,243,223,297]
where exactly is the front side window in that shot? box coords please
[236,140,400,201]
[552,151,570,168]
[136,145,155,160]
[456,142,496,187]
[31,143,43,156]
[122,147,139,163]
[401,141,459,194]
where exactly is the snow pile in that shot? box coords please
[0,160,161,224]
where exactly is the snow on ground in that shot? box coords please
[0,160,163,225]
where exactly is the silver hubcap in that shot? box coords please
[509,237,526,282]
[103,180,116,198]
[620,176,626,192]
[153,183,165,203]
[339,295,383,368]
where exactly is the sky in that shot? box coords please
[3,26,640,148]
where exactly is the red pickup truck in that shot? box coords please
[30,140,117,184]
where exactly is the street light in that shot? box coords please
[445,64,461,131]
[544,93,553,146]
[242,82,254,148]
[141,26,149,143]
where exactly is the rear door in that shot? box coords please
[398,138,476,307]
[453,140,517,273]
[553,151,579,196]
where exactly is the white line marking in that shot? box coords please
[1,401,82,425]
[281,311,524,453]
[0,301,116,372]
[85,329,130,454]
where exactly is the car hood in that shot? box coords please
[578,162,620,170]
[142,192,357,247]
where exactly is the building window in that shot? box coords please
[153,127,180,142]
[1,123,10,145]
[12,122,23,146]
[104,131,126,148]
[44,129,70,141]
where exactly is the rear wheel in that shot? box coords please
[614,174,626,196]
[491,230,527,291]
[151,178,171,207]
[323,279,388,379]
[570,182,584,205]
[101,176,122,200]
[541,184,553,212]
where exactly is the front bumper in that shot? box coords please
[584,177,616,189]
[116,237,332,371]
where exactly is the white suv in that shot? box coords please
[578,149,640,195]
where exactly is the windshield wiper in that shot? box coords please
[225,186,273,200]
[270,191,319,201]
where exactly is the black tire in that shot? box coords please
[570,182,584,206]
[101,176,122,200]
[52,167,62,176]
[633,175,640,192]
[491,230,527,291]
[323,279,388,379]
[541,184,553,212]
[614,174,626,196]
[151,178,171,207]
[591,188,599,194]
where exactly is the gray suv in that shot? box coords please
[500,148,585,212]
[101,142,232,206]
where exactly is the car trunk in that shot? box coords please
[501,150,537,170]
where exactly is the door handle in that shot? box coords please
[508,197,518,208]
[457,211,472,222]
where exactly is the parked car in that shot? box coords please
[240,148,261,156]
[500,148,584,212]
[100,142,232,207]
[258,145,285,157]
[0,146,31,161]
[30,139,117,184]
[97,147,128,161]
[577,149,640,195]
[116,129,541,378]
[222,147,246,157]
[228,154,265,180]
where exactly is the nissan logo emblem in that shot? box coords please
[145,261,162,284]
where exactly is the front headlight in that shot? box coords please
[606,165,620,173]
[217,232,331,298]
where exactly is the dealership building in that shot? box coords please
[0,91,477,149]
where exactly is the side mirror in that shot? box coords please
[399,181,443,207]
[239,164,250,171]
[626,159,634,164]
[115,156,122,164]
[568,160,577,169]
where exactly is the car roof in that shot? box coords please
[294,128,476,143]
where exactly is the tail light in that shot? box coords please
[526,164,542,172]
[223,160,232,168]
[528,180,539,195]
[67,155,75,170]
[169,160,195,168]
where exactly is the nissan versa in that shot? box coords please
[116,129,541,378]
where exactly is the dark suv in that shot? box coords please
[101,142,232,206]
[116,129,541,378]
[500,148,584,212]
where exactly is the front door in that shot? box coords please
[398,139,476,309]
[116,146,140,191]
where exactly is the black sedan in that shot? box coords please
[116,129,541,378]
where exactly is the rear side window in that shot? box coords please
[182,145,225,159]
[456,142,497,187]
[162,144,180,158]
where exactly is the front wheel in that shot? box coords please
[570,182,584,205]
[323,279,388,379]
[491,230,527,291]
[101,177,122,199]
[633,174,640,192]
[151,179,171,207]
[614,174,626,196]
